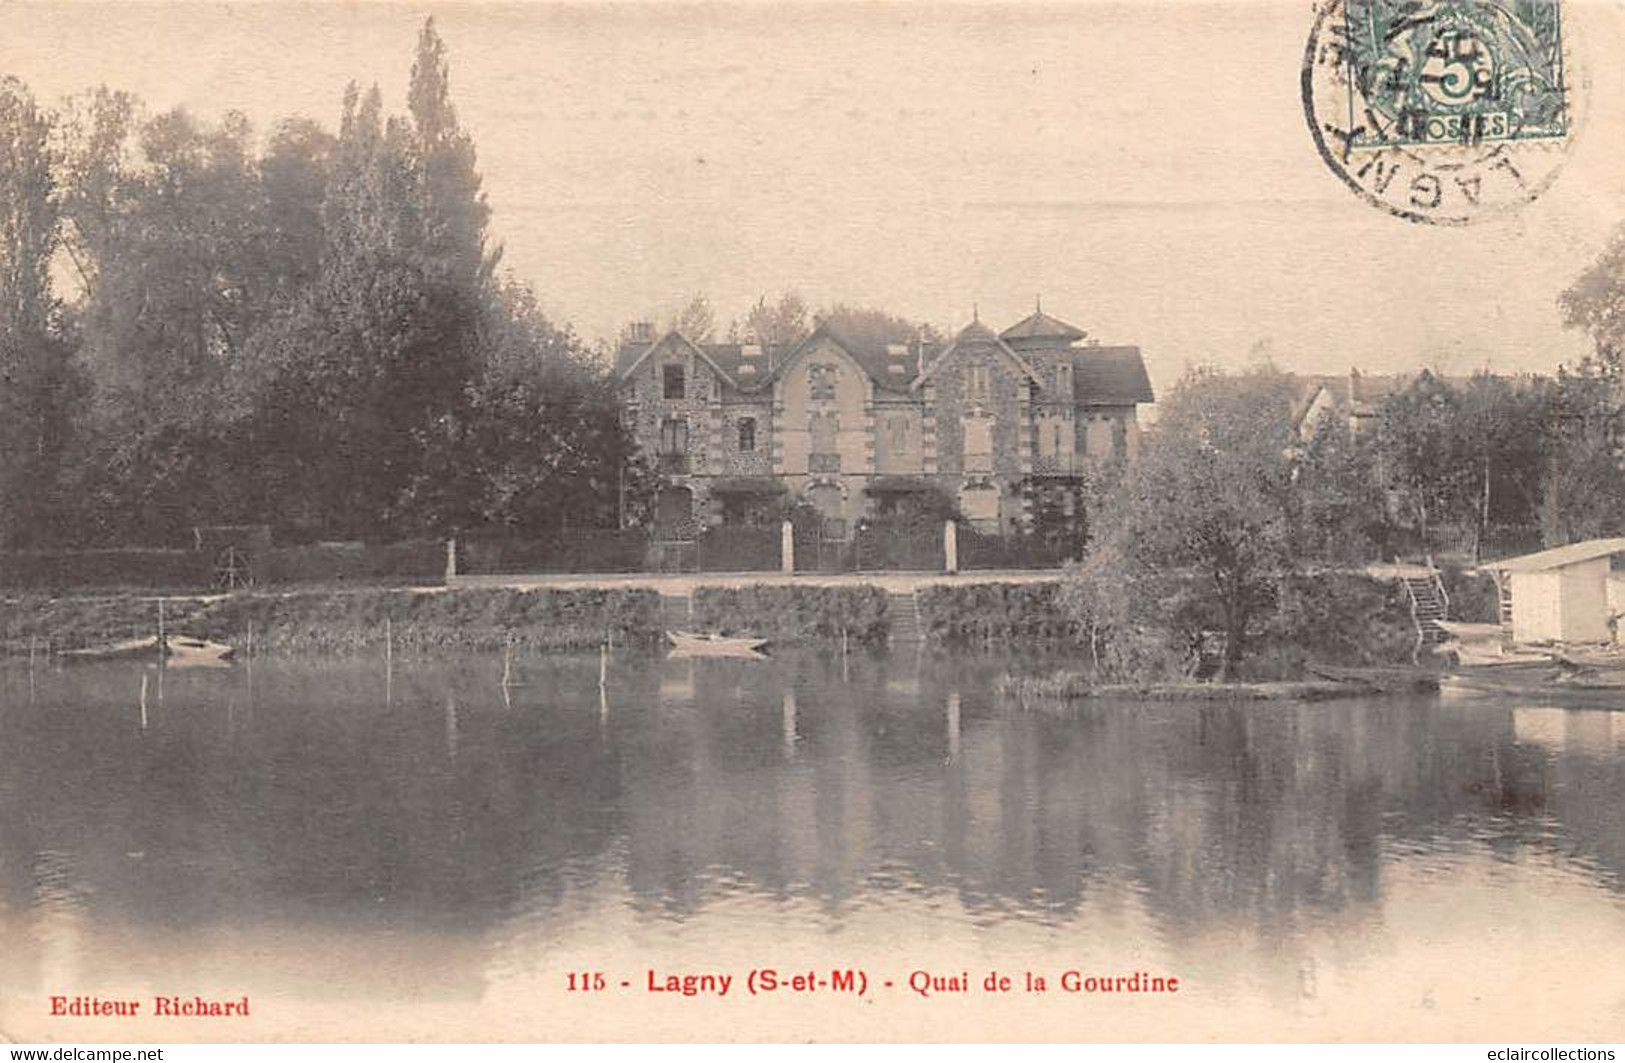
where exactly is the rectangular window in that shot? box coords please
[1055,363,1071,395]
[663,363,685,400]
[809,364,837,401]
[737,417,756,452]
[890,416,908,453]
[967,364,990,402]
[659,417,688,454]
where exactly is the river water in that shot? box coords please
[2,649,1622,1042]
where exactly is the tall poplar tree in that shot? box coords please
[0,77,75,547]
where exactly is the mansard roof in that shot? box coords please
[1001,309,1086,343]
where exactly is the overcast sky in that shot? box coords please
[7,0,1625,389]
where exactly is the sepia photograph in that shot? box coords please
[2,0,1625,1046]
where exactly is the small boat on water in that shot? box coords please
[1440,664,1625,707]
[59,633,236,667]
[165,635,236,668]
[667,630,769,659]
[1429,622,1625,707]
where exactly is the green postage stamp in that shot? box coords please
[1304,0,1573,223]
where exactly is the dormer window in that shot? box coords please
[663,363,686,399]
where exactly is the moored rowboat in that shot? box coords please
[667,630,769,658]
[59,634,235,666]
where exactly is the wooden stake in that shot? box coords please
[384,617,394,705]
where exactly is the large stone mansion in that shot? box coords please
[615,306,1154,536]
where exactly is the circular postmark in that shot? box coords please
[1303,0,1574,224]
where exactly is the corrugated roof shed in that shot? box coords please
[1479,537,1625,573]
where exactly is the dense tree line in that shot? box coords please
[0,21,634,550]
[1074,335,1625,678]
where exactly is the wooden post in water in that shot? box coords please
[782,690,797,759]
[599,640,608,691]
[384,616,394,705]
[139,672,148,731]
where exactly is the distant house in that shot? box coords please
[1479,538,1625,645]
[615,307,1154,535]
[1290,370,1417,441]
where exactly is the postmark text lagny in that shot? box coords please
[1304,0,1571,223]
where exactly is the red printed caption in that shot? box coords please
[566,969,1180,999]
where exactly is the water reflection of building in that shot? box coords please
[4,656,1625,1002]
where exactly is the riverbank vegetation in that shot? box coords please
[2,587,665,655]
[1,583,906,656]
[1038,367,1510,690]
[691,585,889,644]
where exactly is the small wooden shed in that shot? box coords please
[1480,537,1625,645]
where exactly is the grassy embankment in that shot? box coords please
[0,583,896,656]
[0,587,662,656]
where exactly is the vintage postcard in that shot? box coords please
[3,0,1625,1046]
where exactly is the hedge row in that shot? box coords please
[0,540,448,593]
[917,582,1076,642]
[0,549,213,593]
[1,586,665,655]
[691,584,889,642]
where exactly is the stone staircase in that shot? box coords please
[888,591,923,644]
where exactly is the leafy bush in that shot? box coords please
[3,586,666,656]
[692,585,888,642]
[0,549,212,593]
[1439,565,1499,623]
[916,582,1076,642]
[263,540,445,585]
